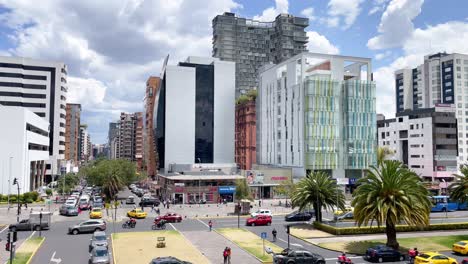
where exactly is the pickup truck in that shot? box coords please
[9,212,52,231]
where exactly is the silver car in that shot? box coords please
[89,231,108,252]
[89,246,110,264]
[59,205,78,216]
[69,220,106,235]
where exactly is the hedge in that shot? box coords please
[313,221,468,235]
[0,192,42,203]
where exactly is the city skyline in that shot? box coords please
[1,0,468,143]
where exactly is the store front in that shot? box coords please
[218,186,235,203]
[245,168,293,199]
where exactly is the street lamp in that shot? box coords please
[13,178,20,223]
[442,179,448,218]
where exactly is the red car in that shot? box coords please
[157,213,182,223]
[246,215,272,226]
[462,259,468,264]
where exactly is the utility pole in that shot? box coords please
[8,157,12,211]
[13,178,20,223]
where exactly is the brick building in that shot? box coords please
[65,103,81,165]
[235,98,256,170]
[145,76,160,178]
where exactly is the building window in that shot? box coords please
[410,124,414,130]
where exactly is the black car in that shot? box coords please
[365,245,405,262]
[150,257,191,264]
[139,198,160,207]
[273,249,325,264]
[285,211,314,222]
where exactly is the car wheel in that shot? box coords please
[72,229,79,235]
[399,255,405,261]
[316,261,325,264]
[286,261,295,264]
[267,222,271,226]
[34,225,41,231]
[252,223,255,226]
[378,257,383,263]
[178,219,181,223]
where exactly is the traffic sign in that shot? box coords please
[261,232,267,239]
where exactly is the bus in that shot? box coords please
[429,195,458,212]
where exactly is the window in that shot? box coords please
[410,124,414,130]
[416,124,419,129]
[410,155,420,158]
[460,148,464,153]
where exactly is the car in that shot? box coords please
[139,197,160,207]
[415,252,458,264]
[93,196,103,203]
[65,199,77,207]
[157,213,182,223]
[79,201,91,210]
[462,259,468,264]
[89,231,108,252]
[93,201,104,208]
[365,245,405,262]
[454,241,468,255]
[251,209,272,217]
[89,208,103,219]
[68,220,106,235]
[334,205,354,215]
[125,196,136,204]
[272,249,325,264]
[59,205,79,216]
[89,246,110,264]
[285,211,313,222]
[127,209,148,219]
[246,215,272,226]
[334,211,354,221]
[150,257,192,264]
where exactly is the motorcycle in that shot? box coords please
[151,220,167,230]
[122,220,136,229]
[337,255,353,264]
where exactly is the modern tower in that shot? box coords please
[65,103,81,165]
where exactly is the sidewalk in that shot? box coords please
[307,229,468,244]
[182,230,260,264]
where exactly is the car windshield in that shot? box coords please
[95,235,106,241]
[456,242,467,246]
[93,209,101,212]
[67,206,75,210]
[418,254,431,259]
[94,249,108,257]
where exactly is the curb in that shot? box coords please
[111,233,117,264]
[25,237,45,264]
[191,213,289,220]
[214,228,273,264]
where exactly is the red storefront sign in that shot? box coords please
[174,187,184,192]
[271,176,288,181]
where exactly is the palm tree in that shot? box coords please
[352,160,431,249]
[377,146,394,167]
[291,171,345,222]
[449,165,468,203]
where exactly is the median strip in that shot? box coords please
[216,228,283,263]
[9,236,45,264]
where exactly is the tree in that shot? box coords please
[290,171,345,222]
[235,178,252,201]
[377,146,394,167]
[56,173,79,194]
[449,165,468,203]
[352,160,431,249]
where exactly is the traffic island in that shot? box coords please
[112,231,210,264]
[10,236,45,264]
[290,224,334,239]
[217,228,283,263]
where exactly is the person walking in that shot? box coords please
[226,247,231,264]
[272,228,277,242]
[208,220,213,231]
[223,247,228,264]
[151,204,155,213]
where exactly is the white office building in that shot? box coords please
[0,106,49,194]
[257,52,376,180]
[153,56,235,172]
[0,56,67,181]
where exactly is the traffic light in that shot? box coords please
[5,233,10,251]
[12,231,17,243]
[13,178,17,185]
[286,225,290,234]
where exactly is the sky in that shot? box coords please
[1,0,468,143]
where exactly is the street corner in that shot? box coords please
[112,230,210,264]
[12,235,45,264]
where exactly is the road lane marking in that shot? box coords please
[50,251,62,264]
[169,223,178,231]
[197,219,209,228]
[276,238,303,247]
[27,231,36,239]
[0,226,7,234]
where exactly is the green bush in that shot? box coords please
[313,221,468,235]
[45,189,53,196]
[25,198,33,203]
[30,191,39,202]
[22,192,31,202]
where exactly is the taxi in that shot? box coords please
[454,241,468,255]
[334,205,354,215]
[415,252,458,264]
[127,208,147,219]
[89,208,103,219]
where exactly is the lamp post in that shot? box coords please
[13,178,20,223]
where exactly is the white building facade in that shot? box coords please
[0,56,67,181]
[154,56,235,172]
[257,52,377,180]
[0,106,49,194]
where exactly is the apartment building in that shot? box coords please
[395,52,468,164]
[108,122,119,159]
[212,12,308,96]
[235,96,256,170]
[257,52,376,179]
[0,56,67,182]
[377,105,458,193]
[116,112,143,170]
[145,76,160,177]
[65,103,81,165]
[79,124,91,163]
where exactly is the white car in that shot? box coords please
[251,209,272,217]
[65,198,77,206]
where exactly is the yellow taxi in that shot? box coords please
[415,252,458,264]
[334,205,354,215]
[89,208,102,219]
[453,240,468,255]
[127,209,147,219]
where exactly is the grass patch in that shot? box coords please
[9,236,45,264]
[217,228,283,262]
[290,224,334,239]
[318,235,468,254]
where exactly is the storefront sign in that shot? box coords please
[174,187,184,193]
[271,176,289,181]
[336,178,349,185]
[174,183,185,187]
[349,178,357,185]
[218,186,236,194]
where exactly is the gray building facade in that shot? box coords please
[212,12,309,96]
[108,122,119,159]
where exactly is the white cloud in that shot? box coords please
[375,50,391,60]
[300,7,316,21]
[253,0,288,22]
[0,0,241,142]
[327,0,364,29]
[306,31,339,54]
[367,0,424,50]
[368,0,390,15]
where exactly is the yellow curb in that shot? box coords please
[111,234,117,264]
[193,212,289,220]
[25,237,45,264]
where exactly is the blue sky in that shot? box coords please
[1,0,468,143]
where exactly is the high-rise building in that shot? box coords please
[257,52,376,179]
[212,12,309,96]
[79,124,91,163]
[154,56,235,172]
[377,106,458,193]
[395,52,468,164]
[117,112,143,170]
[235,95,256,170]
[0,56,68,182]
[145,76,160,177]
[65,103,81,166]
[108,122,119,159]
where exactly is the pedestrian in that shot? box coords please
[223,247,228,264]
[156,208,160,215]
[272,228,277,242]
[151,204,155,213]
[208,220,213,231]
[167,203,170,209]
[227,247,231,264]
[25,202,28,209]
[259,200,261,207]
[77,206,81,214]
